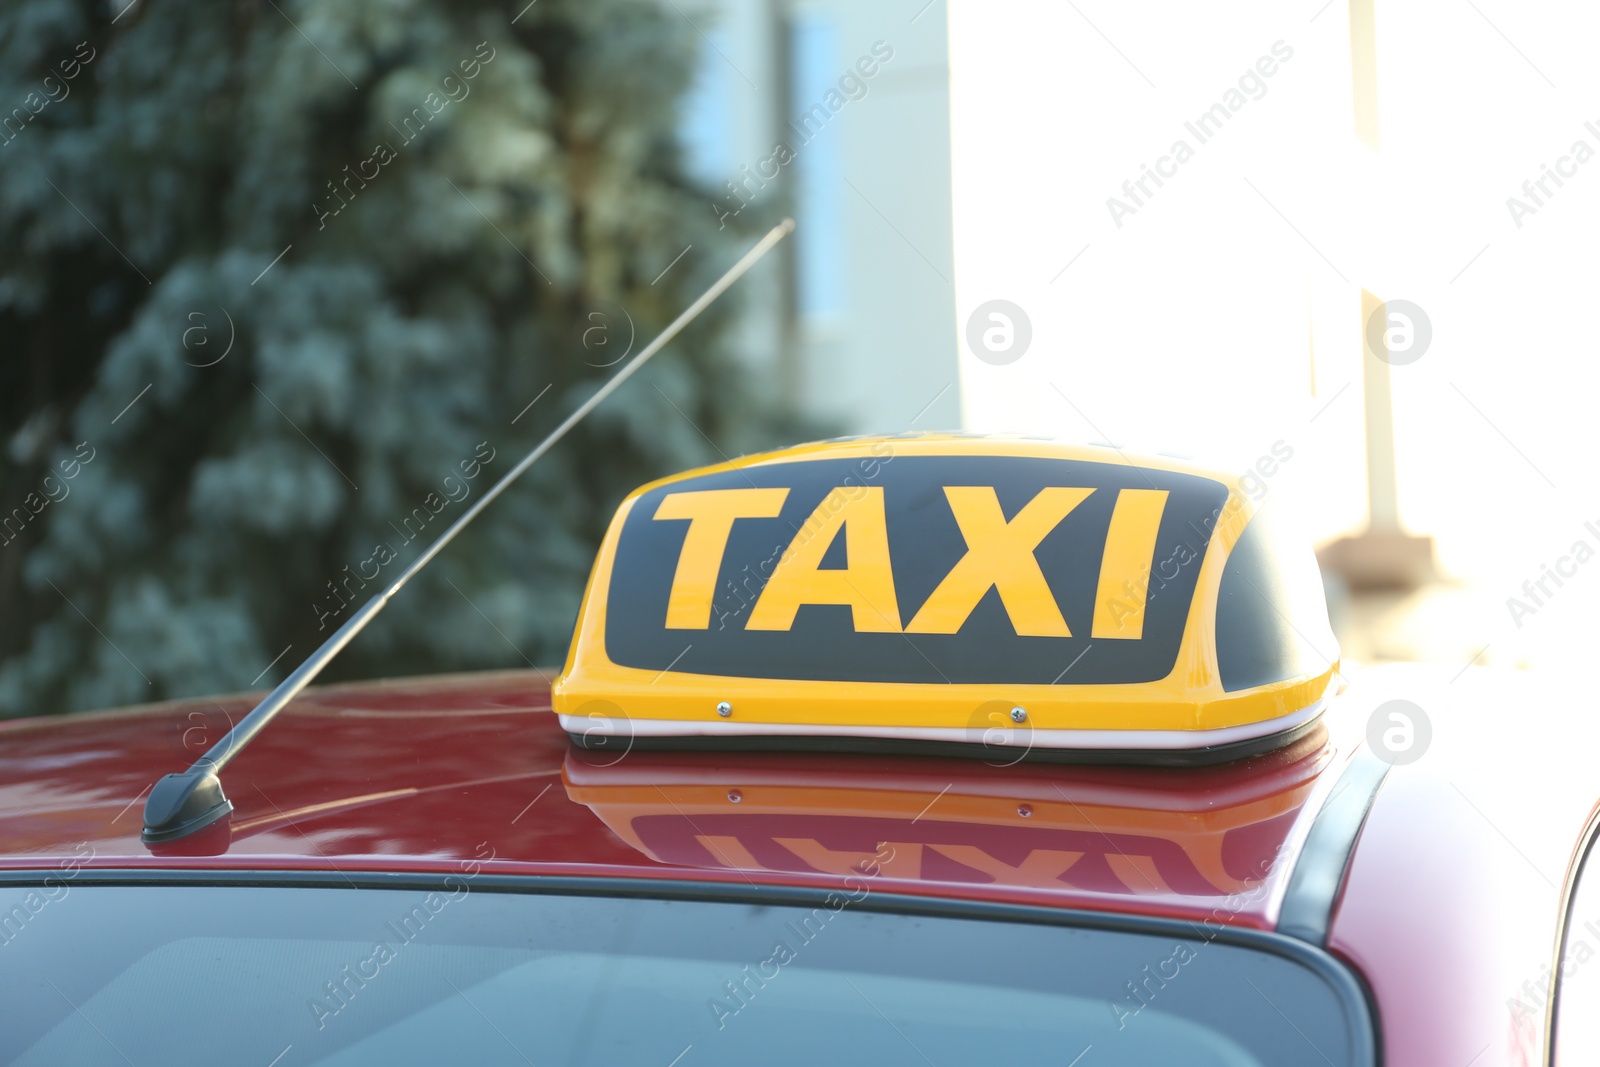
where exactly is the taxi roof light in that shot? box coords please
[554,437,1338,764]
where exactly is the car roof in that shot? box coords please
[9,663,1597,1066]
[0,666,1381,930]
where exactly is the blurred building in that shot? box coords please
[676,0,962,435]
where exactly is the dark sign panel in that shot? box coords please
[604,456,1230,685]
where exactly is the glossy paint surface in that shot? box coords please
[5,663,1596,1064]
[1,668,1352,928]
[1326,665,1600,1067]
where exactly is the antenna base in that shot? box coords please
[141,769,233,845]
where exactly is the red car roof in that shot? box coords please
[5,664,1599,1066]
[0,667,1365,930]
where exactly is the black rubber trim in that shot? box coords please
[1277,746,1392,946]
[0,866,1376,1064]
[568,714,1324,767]
[1544,803,1600,1059]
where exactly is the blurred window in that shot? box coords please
[679,26,736,187]
[0,884,1368,1065]
[785,9,846,320]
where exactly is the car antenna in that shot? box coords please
[141,218,796,846]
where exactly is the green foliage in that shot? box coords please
[0,0,804,716]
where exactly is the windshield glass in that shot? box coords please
[0,882,1366,1066]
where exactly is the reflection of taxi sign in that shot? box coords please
[563,728,1329,898]
[553,436,1338,762]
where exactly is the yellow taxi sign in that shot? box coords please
[553,436,1337,762]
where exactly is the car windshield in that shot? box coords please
[0,881,1366,1066]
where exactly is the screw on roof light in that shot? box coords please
[139,220,796,848]
[716,701,733,718]
[1010,706,1027,723]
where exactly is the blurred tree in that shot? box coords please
[0,0,803,716]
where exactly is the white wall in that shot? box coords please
[948,0,1600,667]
